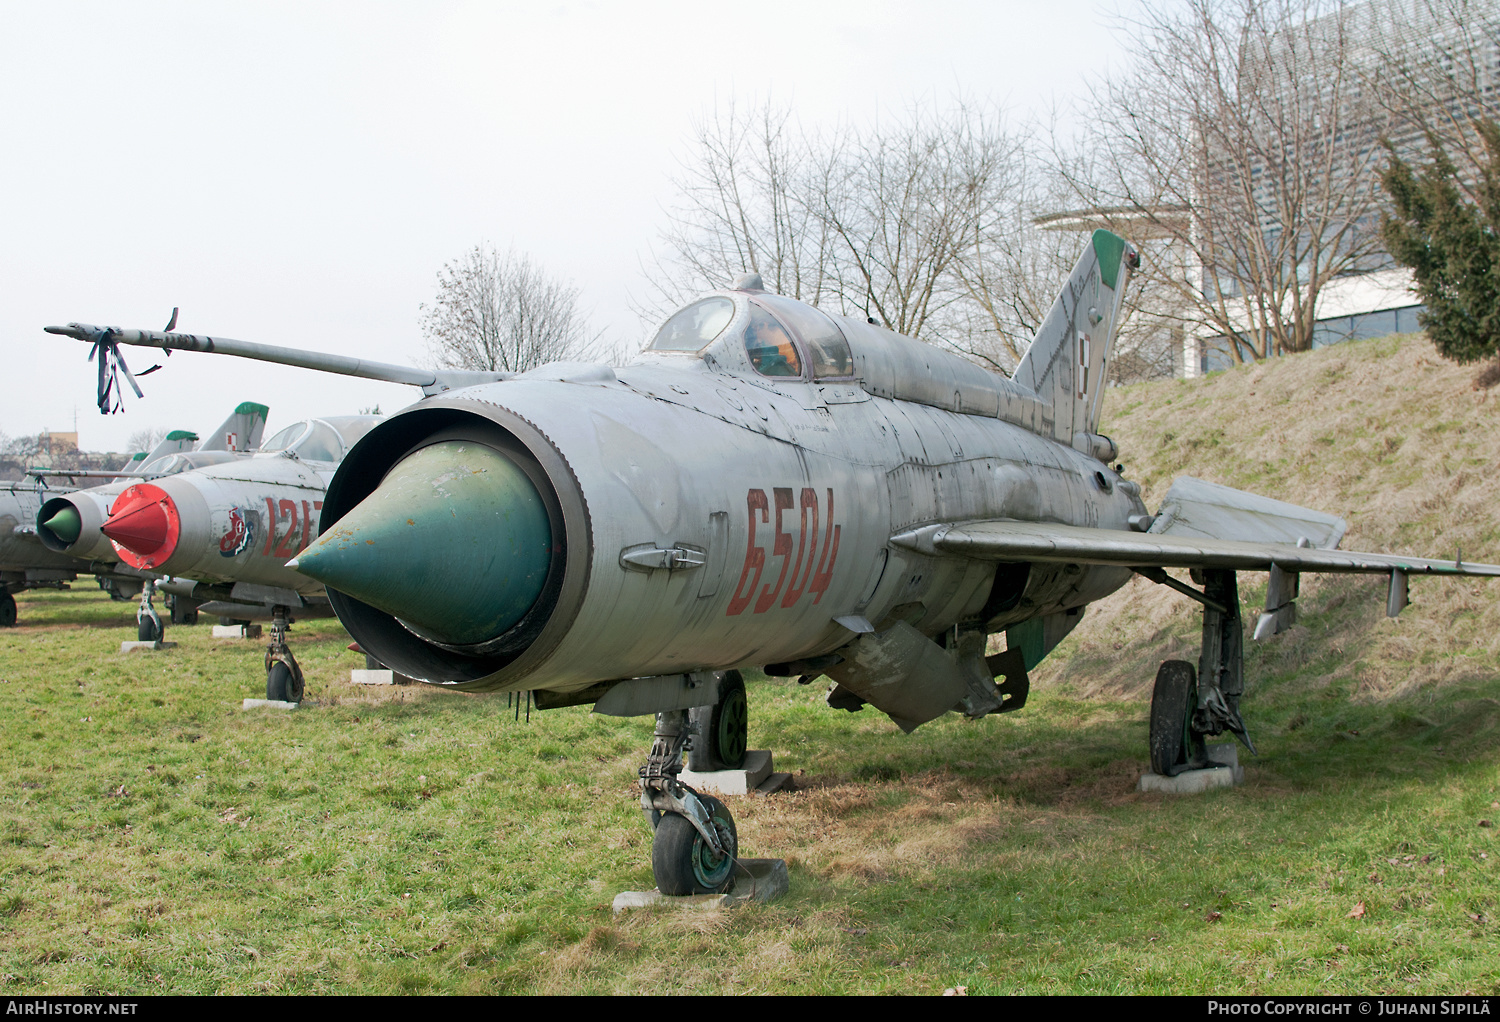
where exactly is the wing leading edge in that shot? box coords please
[891,520,1500,578]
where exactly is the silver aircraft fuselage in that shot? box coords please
[313,286,1146,693]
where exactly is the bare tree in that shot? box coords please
[945,153,1086,372]
[643,99,836,313]
[645,98,1042,371]
[420,246,602,373]
[1057,0,1397,364]
[815,104,1024,344]
[127,427,168,455]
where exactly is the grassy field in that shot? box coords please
[1,333,1497,995]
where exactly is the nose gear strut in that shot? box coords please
[264,603,305,703]
[638,708,738,895]
[136,577,164,643]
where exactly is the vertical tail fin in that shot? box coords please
[139,429,200,464]
[197,401,269,452]
[1011,229,1135,451]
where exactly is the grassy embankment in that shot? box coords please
[0,332,1497,994]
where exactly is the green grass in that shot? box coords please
[1,584,1497,995]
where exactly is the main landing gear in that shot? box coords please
[0,588,16,628]
[638,671,745,895]
[1144,568,1256,776]
[264,604,305,703]
[688,670,748,772]
[168,594,199,626]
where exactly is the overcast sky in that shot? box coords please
[2,0,1138,452]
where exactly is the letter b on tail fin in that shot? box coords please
[1012,229,1136,446]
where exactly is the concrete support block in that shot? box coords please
[350,668,412,686]
[680,749,791,796]
[242,699,299,710]
[212,624,262,639]
[613,858,789,914]
[1138,743,1244,794]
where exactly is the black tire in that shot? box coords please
[1149,660,1196,776]
[0,591,15,628]
[266,662,303,703]
[688,671,748,771]
[137,615,163,643]
[169,596,199,626]
[651,795,738,896]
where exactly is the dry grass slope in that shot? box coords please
[1039,332,1500,705]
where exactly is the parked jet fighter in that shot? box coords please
[1,404,269,627]
[35,412,381,698]
[47,230,1500,897]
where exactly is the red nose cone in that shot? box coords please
[103,483,180,569]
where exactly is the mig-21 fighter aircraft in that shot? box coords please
[47,230,1500,896]
[1,404,268,627]
[35,411,381,700]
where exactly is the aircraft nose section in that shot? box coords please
[102,483,181,569]
[289,440,553,649]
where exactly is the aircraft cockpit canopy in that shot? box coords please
[751,294,854,379]
[647,297,736,352]
[137,450,239,477]
[257,416,380,464]
[647,293,854,382]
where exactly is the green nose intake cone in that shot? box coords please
[291,441,553,647]
[43,506,82,544]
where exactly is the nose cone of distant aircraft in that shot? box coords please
[41,506,81,544]
[101,483,181,569]
[289,440,553,648]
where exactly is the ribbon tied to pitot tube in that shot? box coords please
[86,328,164,414]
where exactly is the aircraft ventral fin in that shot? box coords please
[890,520,1500,578]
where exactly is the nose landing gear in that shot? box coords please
[264,604,305,703]
[136,579,164,643]
[639,706,740,896]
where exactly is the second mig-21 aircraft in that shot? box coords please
[35,411,383,698]
[48,230,1500,897]
[2,403,269,628]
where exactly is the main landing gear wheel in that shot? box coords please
[169,595,199,626]
[266,662,304,703]
[651,795,738,896]
[1149,660,1202,776]
[688,670,748,771]
[0,591,15,628]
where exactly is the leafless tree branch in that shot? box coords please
[420,246,604,373]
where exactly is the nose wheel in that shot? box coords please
[264,604,305,703]
[652,793,738,895]
[638,707,740,896]
[136,579,164,643]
